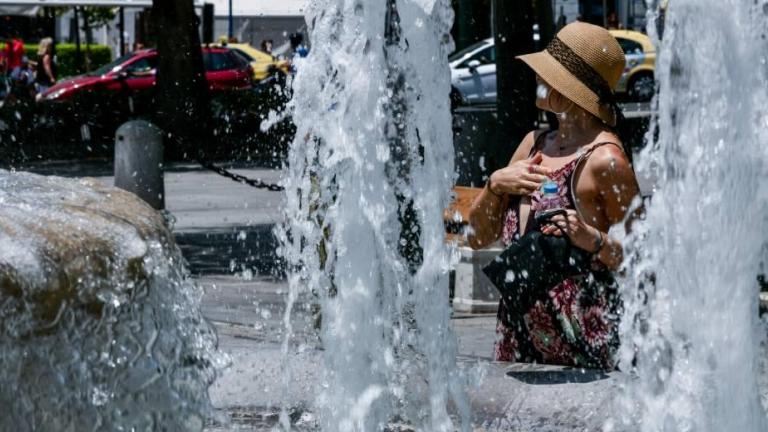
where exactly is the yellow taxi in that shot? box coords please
[214,42,290,82]
[609,30,656,101]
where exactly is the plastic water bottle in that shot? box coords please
[539,181,561,211]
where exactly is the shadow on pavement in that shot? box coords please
[506,368,610,385]
[175,224,284,277]
[14,158,281,178]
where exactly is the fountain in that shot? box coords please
[4,0,768,430]
[0,171,223,431]
[275,0,768,430]
[277,0,470,429]
[616,0,768,430]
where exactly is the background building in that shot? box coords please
[574,0,648,29]
[209,0,308,51]
[454,0,650,52]
[0,0,309,58]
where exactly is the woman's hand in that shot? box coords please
[488,152,552,197]
[542,209,602,253]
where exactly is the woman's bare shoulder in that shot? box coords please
[586,142,638,189]
[588,142,631,171]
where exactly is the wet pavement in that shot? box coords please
[199,276,622,432]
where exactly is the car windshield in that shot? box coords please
[449,40,490,62]
[87,53,136,76]
[230,48,254,62]
[617,38,643,55]
[203,51,242,71]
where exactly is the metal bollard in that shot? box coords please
[114,120,165,210]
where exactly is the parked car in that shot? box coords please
[217,43,290,82]
[41,47,253,102]
[609,29,656,101]
[450,30,656,105]
[449,38,496,105]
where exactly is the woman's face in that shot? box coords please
[535,75,573,114]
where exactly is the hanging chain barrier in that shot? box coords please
[196,157,285,192]
[166,134,285,191]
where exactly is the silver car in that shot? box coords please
[450,38,496,105]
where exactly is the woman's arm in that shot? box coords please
[591,145,640,268]
[467,131,550,249]
[543,145,640,269]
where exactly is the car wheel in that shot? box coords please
[629,73,655,102]
[450,86,467,110]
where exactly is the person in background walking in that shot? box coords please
[34,38,56,96]
[9,56,35,102]
[260,39,274,55]
[4,33,24,73]
[289,33,309,59]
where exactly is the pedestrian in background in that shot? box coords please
[34,38,56,95]
[260,39,273,55]
[4,33,24,73]
[289,33,309,59]
[9,56,35,102]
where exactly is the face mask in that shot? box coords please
[536,83,550,101]
[537,82,573,115]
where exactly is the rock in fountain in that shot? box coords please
[0,170,222,431]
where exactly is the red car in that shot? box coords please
[41,47,253,101]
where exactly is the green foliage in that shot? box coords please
[56,44,112,77]
[81,7,118,28]
[10,43,113,78]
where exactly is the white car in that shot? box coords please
[449,38,496,106]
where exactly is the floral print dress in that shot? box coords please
[494,134,622,370]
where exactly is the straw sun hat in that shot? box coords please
[517,22,625,126]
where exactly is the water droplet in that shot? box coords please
[505,271,516,282]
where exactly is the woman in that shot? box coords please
[468,22,640,369]
[34,38,56,94]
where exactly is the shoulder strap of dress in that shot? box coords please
[529,129,552,157]
[568,141,625,220]
[579,141,628,166]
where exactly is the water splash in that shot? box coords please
[616,1,768,430]
[277,0,468,430]
[0,171,223,431]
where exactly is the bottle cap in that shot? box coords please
[542,182,558,194]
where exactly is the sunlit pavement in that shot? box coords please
[199,276,765,431]
[200,275,621,431]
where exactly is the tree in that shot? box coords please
[453,0,492,51]
[493,0,537,159]
[151,0,211,159]
[52,7,115,72]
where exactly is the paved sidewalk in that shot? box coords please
[76,164,286,276]
[199,276,620,432]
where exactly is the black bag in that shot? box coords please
[482,230,593,309]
